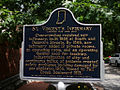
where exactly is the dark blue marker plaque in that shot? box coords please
[20,8,103,82]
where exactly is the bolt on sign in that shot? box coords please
[20,8,104,82]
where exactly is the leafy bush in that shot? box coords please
[104,57,110,63]
[63,0,120,56]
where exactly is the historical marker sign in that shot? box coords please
[20,8,104,82]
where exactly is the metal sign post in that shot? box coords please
[57,82,66,90]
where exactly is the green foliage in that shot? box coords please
[63,0,120,56]
[103,57,110,63]
[0,0,63,48]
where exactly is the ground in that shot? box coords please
[94,64,120,90]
